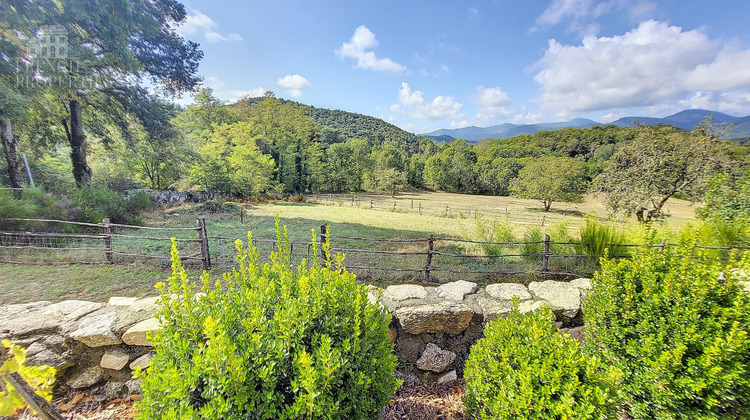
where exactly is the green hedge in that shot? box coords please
[136,223,399,419]
[584,241,750,419]
[464,303,622,419]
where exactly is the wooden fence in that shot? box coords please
[309,193,594,229]
[0,217,211,269]
[1,218,747,284]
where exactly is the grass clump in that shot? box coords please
[464,302,622,419]
[136,221,399,419]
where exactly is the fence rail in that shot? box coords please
[1,218,746,284]
[308,193,613,229]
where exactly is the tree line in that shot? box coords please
[1,0,748,227]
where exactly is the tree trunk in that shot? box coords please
[543,200,552,212]
[67,99,91,187]
[0,116,23,191]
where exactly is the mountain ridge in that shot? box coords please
[421,109,750,142]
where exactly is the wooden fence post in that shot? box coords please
[240,207,244,224]
[411,199,414,209]
[542,234,550,273]
[659,238,667,253]
[418,203,421,214]
[424,234,434,283]
[541,215,546,226]
[352,195,355,206]
[320,224,328,266]
[444,206,449,217]
[101,218,113,264]
[197,216,211,269]
[393,201,397,210]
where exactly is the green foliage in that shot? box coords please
[0,340,56,417]
[71,186,154,225]
[136,223,399,419]
[595,122,724,223]
[510,156,587,211]
[584,241,750,419]
[474,216,514,256]
[520,226,544,263]
[0,189,39,220]
[464,303,622,419]
[575,218,628,261]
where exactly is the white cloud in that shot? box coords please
[451,120,470,129]
[475,86,511,107]
[229,88,266,99]
[398,82,424,107]
[394,82,463,120]
[469,86,513,125]
[177,10,243,43]
[277,74,311,98]
[335,25,406,72]
[533,20,750,116]
[534,0,657,35]
[513,112,544,124]
[601,112,619,122]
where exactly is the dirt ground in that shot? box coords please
[9,372,467,420]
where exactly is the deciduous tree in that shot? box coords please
[510,156,587,211]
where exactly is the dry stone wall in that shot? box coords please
[0,279,591,394]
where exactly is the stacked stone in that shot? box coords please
[371,279,591,382]
[0,296,163,397]
[0,278,594,393]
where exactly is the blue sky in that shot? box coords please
[174,0,750,134]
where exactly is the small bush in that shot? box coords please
[71,186,154,225]
[520,226,544,263]
[575,217,628,261]
[194,199,240,214]
[584,240,750,419]
[136,223,399,419]
[475,215,515,256]
[464,303,622,419]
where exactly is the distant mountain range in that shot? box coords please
[421,110,750,143]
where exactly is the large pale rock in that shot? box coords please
[485,283,532,301]
[528,281,582,322]
[569,278,591,290]
[108,297,139,306]
[69,312,121,347]
[122,317,162,346]
[478,297,513,323]
[0,302,57,337]
[383,285,427,302]
[43,300,105,325]
[395,303,474,335]
[129,353,154,370]
[437,370,458,384]
[66,367,104,389]
[436,280,478,301]
[100,349,130,370]
[518,300,550,315]
[416,343,456,373]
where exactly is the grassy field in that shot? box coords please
[0,190,701,305]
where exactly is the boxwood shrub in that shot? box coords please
[584,240,750,419]
[464,303,622,419]
[136,223,399,419]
